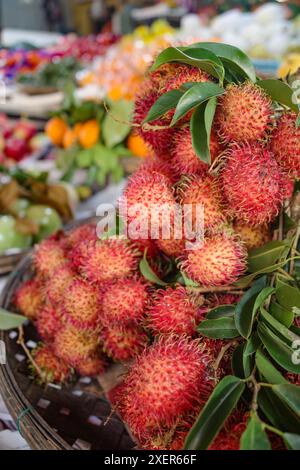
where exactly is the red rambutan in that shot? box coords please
[116,336,216,438]
[180,232,247,287]
[215,82,272,143]
[156,235,186,258]
[270,112,300,178]
[137,156,177,183]
[14,278,44,321]
[74,238,141,284]
[147,286,202,337]
[76,354,106,377]
[31,344,72,384]
[33,239,67,278]
[178,174,226,234]
[63,223,97,251]
[101,277,149,326]
[100,325,149,362]
[221,143,284,226]
[164,65,211,93]
[62,278,101,330]
[54,325,99,366]
[233,222,271,250]
[36,305,62,342]
[209,412,248,450]
[46,263,75,306]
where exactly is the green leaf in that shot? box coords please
[258,388,300,433]
[276,285,300,310]
[171,83,224,125]
[296,114,300,129]
[0,308,27,330]
[231,343,246,379]
[143,89,183,124]
[240,413,271,450]
[257,322,300,374]
[260,307,300,345]
[248,241,289,273]
[139,250,167,287]
[184,42,256,82]
[181,271,199,287]
[102,100,133,148]
[206,304,236,320]
[197,317,239,339]
[150,46,225,82]
[270,301,294,328]
[273,384,300,417]
[190,97,217,164]
[255,349,288,384]
[257,79,299,113]
[283,433,300,450]
[234,260,291,289]
[184,375,245,450]
[235,276,267,339]
[243,334,261,377]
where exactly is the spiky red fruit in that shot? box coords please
[178,174,226,234]
[121,171,176,240]
[14,279,44,321]
[209,413,247,450]
[215,82,272,143]
[234,222,271,250]
[36,305,62,342]
[76,354,106,377]
[222,143,285,226]
[138,156,176,183]
[101,278,149,326]
[100,325,149,362]
[147,286,202,337]
[54,325,99,366]
[156,235,186,258]
[271,112,300,178]
[164,65,210,93]
[74,238,140,284]
[62,278,101,330]
[181,233,247,287]
[63,223,97,251]
[31,345,72,384]
[116,337,215,438]
[46,263,75,306]
[172,127,223,176]
[33,239,66,278]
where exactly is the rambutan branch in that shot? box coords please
[103,100,139,128]
[289,222,300,275]
[187,286,245,294]
[213,340,237,371]
[17,326,43,380]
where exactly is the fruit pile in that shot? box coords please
[0,115,38,163]
[9,42,300,451]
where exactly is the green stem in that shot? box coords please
[262,422,284,438]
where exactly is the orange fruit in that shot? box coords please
[63,128,77,149]
[45,117,68,147]
[127,133,149,158]
[73,122,83,137]
[78,120,100,149]
[108,86,123,101]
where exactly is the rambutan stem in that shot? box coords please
[262,422,284,438]
[103,100,139,128]
[213,340,237,371]
[187,286,245,294]
[17,326,44,380]
[289,223,300,275]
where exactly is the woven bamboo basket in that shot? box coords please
[0,218,136,450]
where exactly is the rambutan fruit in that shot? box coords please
[100,325,149,362]
[180,232,247,287]
[147,286,202,337]
[74,238,141,284]
[63,223,97,251]
[62,278,101,330]
[156,235,186,258]
[215,82,272,143]
[14,279,44,321]
[164,65,211,93]
[36,305,62,342]
[171,128,223,177]
[137,156,177,183]
[46,263,75,306]
[233,222,271,251]
[270,112,300,178]
[76,354,106,377]
[132,238,159,258]
[121,171,177,240]
[31,344,72,384]
[101,277,149,327]
[33,239,67,278]
[116,336,215,438]
[54,325,99,366]
[178,174,226,234]
[209,412,248,450]
[281,174,295,200]
[221,143,284,226]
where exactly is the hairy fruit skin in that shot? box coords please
[63,223,97,251]
[116,337,215,438]
[32,345,72,384]
[33,239,67,278]
[76,354,106,377]
[147,286,201,337]
[181,233,247,287]
[74,239,140,284]
[156,235,186,258]
[54,325,99,366]
[222,143,284,226]
[46,263,75,306]
[137,157,177,183]
[14,279,44,321]
[270,112,300,178]
[62,278,101,330]
[215,82,272,143]
[36,305,62,341]
[233,222,271,250]
[100,325,149,362]
[101,278,149,326]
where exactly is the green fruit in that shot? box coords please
[0,215,32,253]
[26,205,62,242]
[9,198,31,217]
